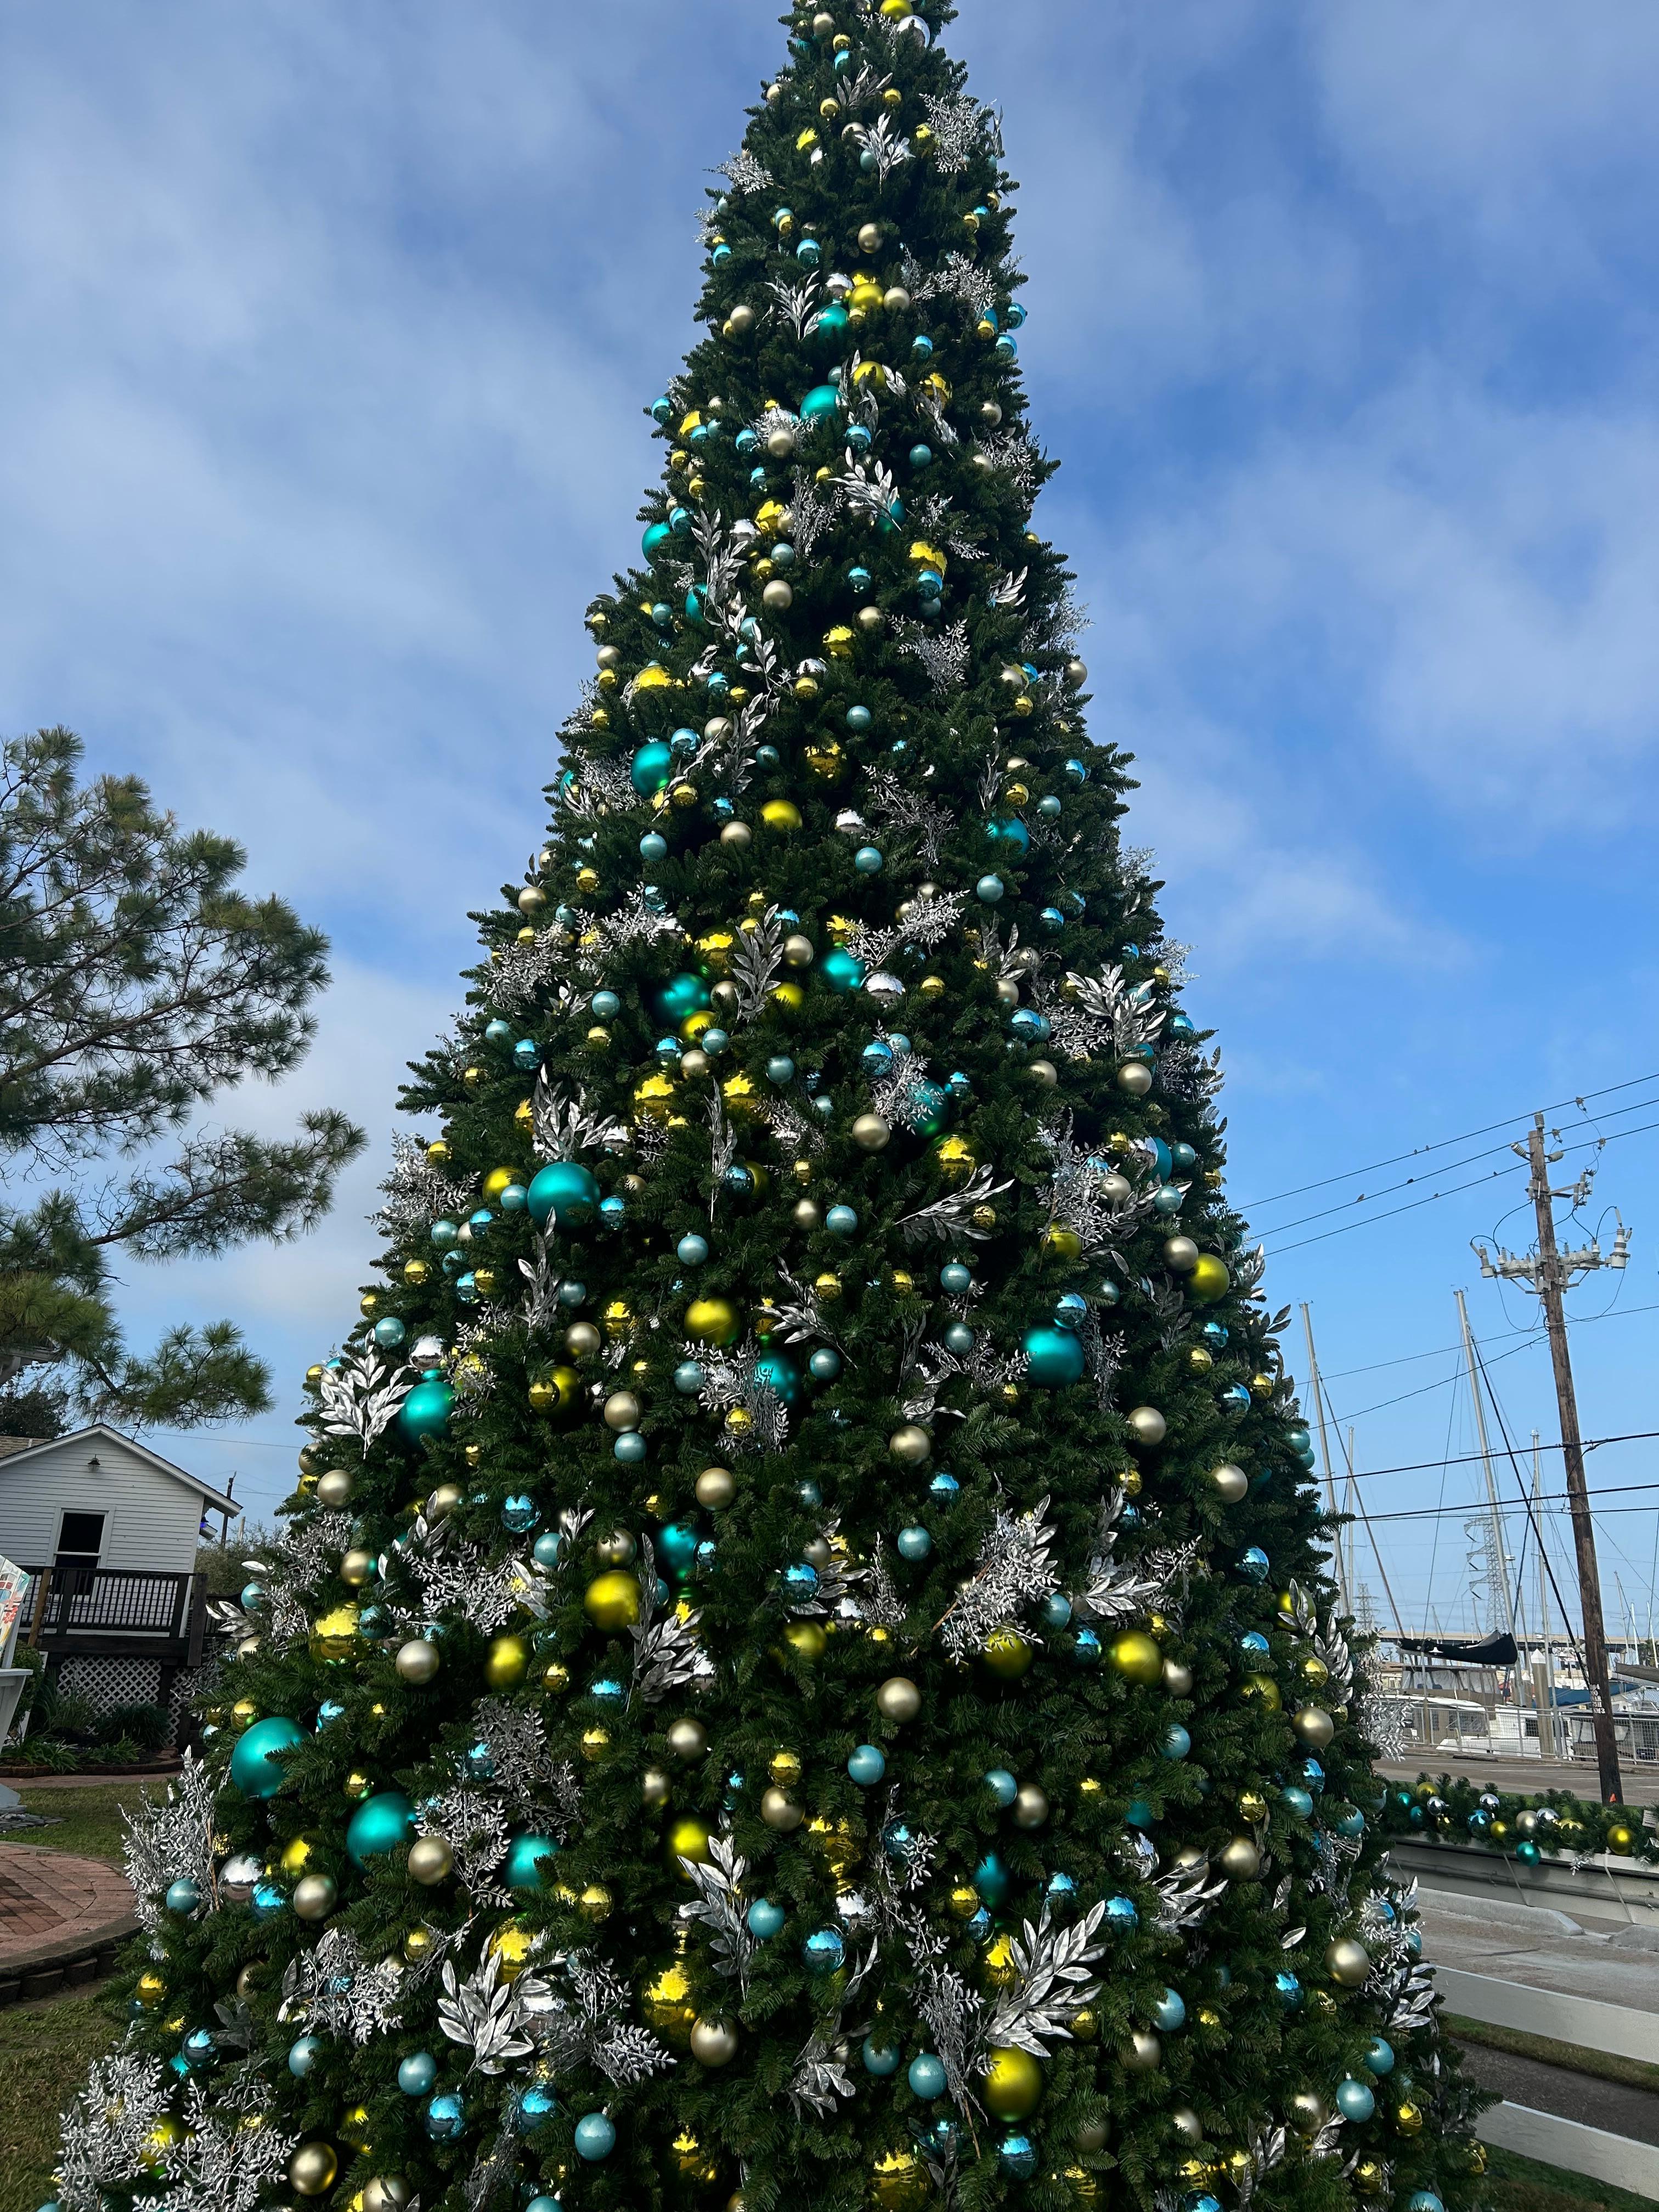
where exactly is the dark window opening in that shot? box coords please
[54,1510,105,1595]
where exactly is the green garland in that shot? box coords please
[1379,1774,1654,1864]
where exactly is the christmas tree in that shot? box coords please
[52,8,1485,2212]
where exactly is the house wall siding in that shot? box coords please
[0,1436,206,1576]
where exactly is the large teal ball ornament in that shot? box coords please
[643,521,673,561]
[230,1716,303,1799]
[527,1160,601,1228]
[987,816,1031,856]
[910,1079,950,1137]
[800,383,841,421]
[654,971,711,1025]
[346,1791,415,1867]
[973,1853,1010,1906]
[755,1350,800,1406]
[822,947,866,993]
[505,1832,560,1891]
[398,1375,454,1442]
[814,303,849,344]
[1023,1327,1085,1388]
[630,742,674,796]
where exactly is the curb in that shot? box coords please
[0,1910,137,2007]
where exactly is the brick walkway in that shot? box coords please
[0,1846,133,1965]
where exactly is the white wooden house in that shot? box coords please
[0,1425,236,1725]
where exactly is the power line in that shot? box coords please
[1238,1068,1659,1212]
[1321,1299,1659,1384]
[1358,1479,1659,1527]
[1325,1427,1659,1485]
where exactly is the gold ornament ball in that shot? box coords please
[1163,1234,1200,1273]
[1289,2091,1328,2133]
[315,1468,355,1508]
[644,1961,697,2045]
[289,2143,340,2197]
[1061,2169,1099,2207]
[1238,1790,1268,1824]
[408,1835,454,1886]
[341,1546,375,1586]
[363,2181,411,2212]
[542,1661,571,1694]
[426,1481,463,1519]
[396,1639,440,1685]
[584,1571,641,1630]
[889,1424,932,1465]
[769,1748,803,1786]
[983,2045,1044,2119]
[984,1932,1018,1987]
[876,1674,922,1722]
[1122,2029,1163,2073]
[1217,1836,1261,1880]
[1013,1783,1049,1829]
[279,1836,314,1876]
[1108,1630,1164,1686]
[309,1603,361,1663]
[1392,2100,1424,2136]
[580,1883,613,1922]
[341,2104,374,2149]
[1240,1673,1282,1710]
[1070,2005,1098,2043]
[580,1726,611,1761]
[983,1629,1034,1681]
[1292,1705,1334,1749]
[1171,2107,1204,2146]
[761,799,802,832]
[1075,2120,1108,2153]
[696,1465,736,1508]
[690,2015,740,2067]
[853,1113,893,1152]
[488,1921,538,1982]
[1325,1936,1370,1987]
[137,1969,167,2008]
[871,2152,929,2212]
[949,1884,979,1919]
[686,1296,741,1345]
[720,820,753,851]
[1210,1462,1249,1504]
[673,2129,720,2185]
[668,1718,708,1763]
[485,1634,531,1688]
[761,1787,804,1832]
[1125,1404,1167,1447]
[785,1621,827,1659]
[595,1528,637,1566]
[292,1873,337,1922]
[1163,1658,1194,1696]
[642,1767,671,1807]
[1609,1821,1637,1854]
[1188,1253,1231,1303]
[668,1815,713,1871]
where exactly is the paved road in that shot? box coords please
[1458,2041,1659,2145]
[1419,1892,1659,2010]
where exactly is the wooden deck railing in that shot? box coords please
[19,1566,208,1665]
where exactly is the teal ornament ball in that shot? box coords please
[398,1375,454,1442]
[862,2036,901,2076]
[973,1852,1009,1906]
[505,1832,560,1891]
[1365,2035,1395,2075]
[346,1790,415,1867]
[526,1160,600,1228]
[987,815,1031,855]
[643,522,672,561]
[630,742,674,796]
[755,1350,800,1404]
[821,946,866,992]
[654,971,710,1025]
[848,1743,886,1785]
[229,1716,303,1799]
[1023,1327,1085,1388]
[1334,2079,1375,2122]
[656,1522,699,1573]
[801,382,841,420]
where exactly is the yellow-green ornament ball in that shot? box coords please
[983,2045,1043,2119]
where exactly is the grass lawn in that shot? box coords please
[12,1784,147,1865]
[0,1990,119,2212]
[1482,2141,1657,2211]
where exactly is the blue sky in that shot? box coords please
[6,2,1659,1643]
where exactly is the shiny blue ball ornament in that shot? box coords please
[180,2026,215,2070]
[988,815,1031,856]
[676,1233,709,1266]
[1281,1785,1314,1819]
[1023,1326,1085,1388]
[826,1204,859,1237]
[515,2084,558,2132]
[1104,1894,1138,1930]
[1365,2035,1395,2075]
[591,989,620,1018]
[803,1926,845,1973]
[984,1769,1018,1807]
[484,1017,511,1045]
[766,1055,795,1084]
[976,873,1006,904]
[1126,1798,1155,1830]
[513,1038,540,1071]
[252,1880,285,1918]
[1238,1546,1271,1583]
[862,2035,901,2075]
[908,2054,947,2100]
[674,1361,706,1394]
[287,2036,324,2078]
[1073,1628,1102,1666]
[1041,1592,1073,1628]
[613,1431,646,1465]
[230,1716,303,1799]
[642,521,672,561]
[896,1526,932,1561]
[1335,2079,1375,2122]
[848,1743,886,1785]
[854,845,884,874]
[640,832,668,862]
[755,1348,799,1404]
[939,1261,972,1294]
[845,704,873,732]
[656,1521,698,1574]
[1239,1630,1269,1655]
[1273,1971,1304,2010]
[1406,2196,1444,2212]
[1334,1807,1366,1837]
[822,946,865,992]
[800,383,840,422]
[929,1471,960,1500]
[574,2113,616,2162]
[702,1028,729,1054]
[166,1878,201,1914]
[397,1373,454,1442]
[239,1579,266,1611]
[809,1347,842,1381]
[504,1832,560,1891]
[909,443,933,470]
[1221,1383,1252,1415]
[526,2199,561,2212]
[398,2051,438,2096]
[1159,1724,1192,1762]
[425,2091,466,2142]
[346,1791,415,1867]
[1300,1757,1326,1794]
[912,332,934,357]
[747,1898,785,1938]
[502,1494,538,1533]
[785,1562,820,1601]
[1516,1838,1541,1866]
[372,1315,406,1350]
[654,970,710,1025]
[999,2133,1037,2180]
[1152,1987,1187,2033]
[527,1159,601,1228]
[973,1853,1009,1906]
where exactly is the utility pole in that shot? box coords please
[1473,1113,1630,1804]
[1301,1305,1348,1614]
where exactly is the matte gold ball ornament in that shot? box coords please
[889,1424,931,1465]
[983,2045,1043,2118]
[1325,1936,1370,1987]
[485,1635,531,1688]
[1217,1836,1262,1880]
[292,1873,337,1922]
[408,1835,454,1886]
[584,1572,641,1630]
[690,2016,740,2067]
[1210,1462,1249,1504]
[876,1675,922,1722]
[1108,1631,1164,1685]
[289,2143,340,2197]
[1292,1705,1335,1749]
[395,1639,440,1685]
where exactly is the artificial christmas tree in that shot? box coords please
[50,7,1487,2211]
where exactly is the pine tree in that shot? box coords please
[52,9,1485,2212]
